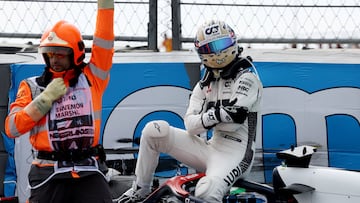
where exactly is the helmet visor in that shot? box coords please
[39,46,73,56]
[197,37,235,54]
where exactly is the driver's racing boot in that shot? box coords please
[117,182,150,203]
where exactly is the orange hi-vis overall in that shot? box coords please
[5,7,114,189]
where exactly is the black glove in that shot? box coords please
[215,98,249,124]
[202,99,249,128]
[220,106,248,124]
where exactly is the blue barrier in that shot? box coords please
[3,51,360,201]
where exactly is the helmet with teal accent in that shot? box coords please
[194,20,238,69]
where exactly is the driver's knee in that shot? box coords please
[195,176,225,203]
[142,120,170,139]
[141,120,172,152]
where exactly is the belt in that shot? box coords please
[37,144,106,162]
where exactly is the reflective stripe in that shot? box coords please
[29,157,104,189]
[93,36,114,50]
[93,109,101,120]
[10,106,23,113]
[89,63,109,80]
[26,78,42,99]
[36,123,47,133]
[7,114,21,137]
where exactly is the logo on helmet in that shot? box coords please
[47,32,55,41]
[204,24,220,37]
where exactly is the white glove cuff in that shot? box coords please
[98,0,114,9]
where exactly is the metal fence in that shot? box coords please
[0,0,359,51]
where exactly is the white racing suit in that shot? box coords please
[134,57,263,202]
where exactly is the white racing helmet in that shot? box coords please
[194,20,238,69]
